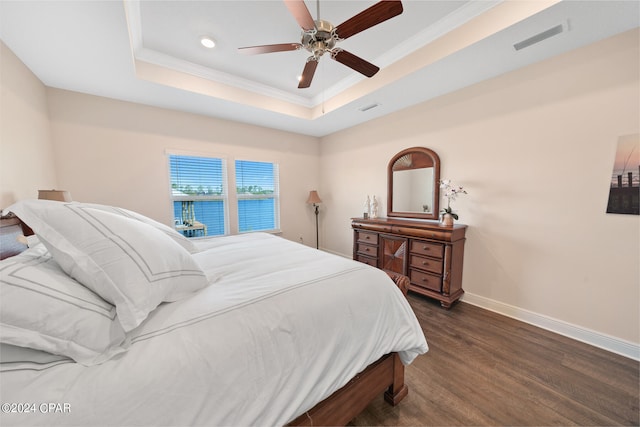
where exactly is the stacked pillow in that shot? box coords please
[78,202,199,254]
[0,200,210,365]
[1,244,128,365]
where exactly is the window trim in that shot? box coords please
[166,151,282,237]
[166,151,230,237]
[234,159,281,234]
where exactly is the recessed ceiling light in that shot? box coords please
[200,36,215,49]
[297,75,302,82]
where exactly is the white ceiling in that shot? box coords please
[1,1,638,137]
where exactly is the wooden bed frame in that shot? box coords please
[287,352,407,426]
[288,271,410,426]
[0,216,411,426]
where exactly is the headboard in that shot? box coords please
[0,216,31,260]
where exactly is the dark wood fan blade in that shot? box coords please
[335,0,403,40]
[284,0,316,31]
[298,59,318,88]
[332,50,379,77]
[238,43,301,55]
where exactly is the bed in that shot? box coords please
[0,200,428,426]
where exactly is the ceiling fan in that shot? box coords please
[238,0,403,89]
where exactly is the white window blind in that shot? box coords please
[235,160,280,233]
[169,155,227,237]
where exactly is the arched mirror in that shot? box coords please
[387,147,440,220]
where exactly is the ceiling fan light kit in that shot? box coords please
[301,19,337,57]
[238,0,403,89]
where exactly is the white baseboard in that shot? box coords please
[322,248,349,258]
[324,250,640,361]
[462,292,640,361]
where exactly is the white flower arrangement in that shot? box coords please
[440,179,468,220]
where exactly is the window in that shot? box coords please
[235,160,280,233]
[169,155,227,237]
[168,155,279,237]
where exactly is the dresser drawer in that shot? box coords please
[410,269,442,292]
[353,217,466,309]
[356,242,377,258]
[410,240,444,259]
[356,254,377,268]
[409,254,443,274]
[356,231,378,245]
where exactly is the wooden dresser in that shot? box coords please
[352,217,466,308]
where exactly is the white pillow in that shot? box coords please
[0,245,128,366]
[77,202,198,254]
[7,200,209,331]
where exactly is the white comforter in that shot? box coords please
[0,233,428,426]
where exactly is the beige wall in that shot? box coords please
[0,41,57,207]
[1,29,638,357]
[46,89,321,245]
[320,29,640,350]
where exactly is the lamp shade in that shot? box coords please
[38,190,72,202]
[306,190,322,205]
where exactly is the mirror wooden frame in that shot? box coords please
[387,147,440,220]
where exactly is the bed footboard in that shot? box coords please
[385,270,409,296]
[287,352,406,426]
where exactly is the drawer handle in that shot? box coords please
[423,246,429,251]
[365,235,370,240]
[365,247,370,252]
[422,261,427,265]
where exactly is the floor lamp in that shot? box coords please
[306,190,322,249]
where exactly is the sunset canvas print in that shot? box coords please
[607,134,639,215]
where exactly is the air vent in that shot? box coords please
[514,24,564,51]
[358,103,380,112]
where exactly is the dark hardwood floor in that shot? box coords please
[351,294,639,426]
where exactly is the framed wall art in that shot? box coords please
[606,134,639,215]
